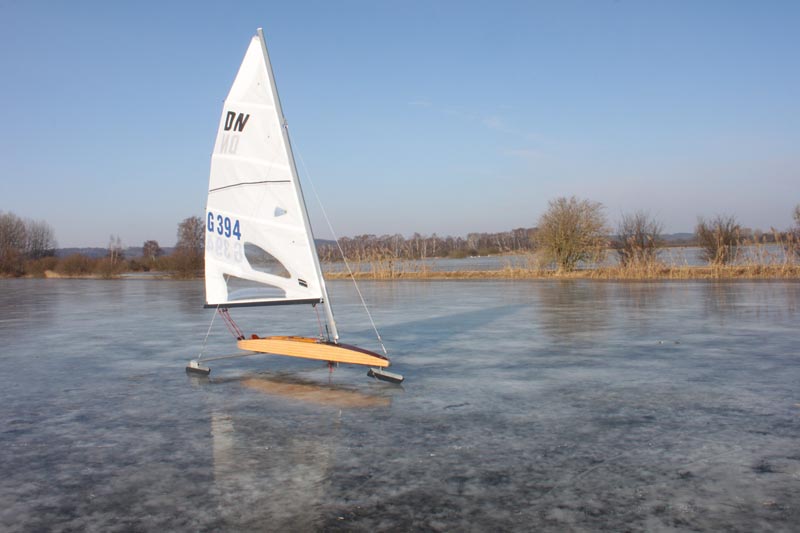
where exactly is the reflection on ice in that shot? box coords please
[211,411,334,531]
[240,374,392,408]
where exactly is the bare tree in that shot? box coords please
[142,240,163,263]
[791,204,800,260]
[171,216,205,276]
[695,214,740,265]
[535,196,608,271]
[0,212,27,275]
[793,204,800,238]
[176,216,205,256]
[615,211,663,266]
[25,219,57,259]
[107,235,124,266]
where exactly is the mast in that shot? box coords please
[255,28,340,342]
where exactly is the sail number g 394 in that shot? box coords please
[207,212,241,240]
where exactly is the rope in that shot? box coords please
[314,304,325,339]
[294,146,388,356]
[218,308,245,340]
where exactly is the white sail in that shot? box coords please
[204,30,331,320]
[186,29,396,377]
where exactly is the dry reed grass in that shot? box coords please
[324,257,800,281]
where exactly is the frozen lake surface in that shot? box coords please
[1,278,799,531]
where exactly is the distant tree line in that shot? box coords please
[2,204,799,278]
[0,213,205,278]
[318,228,537,262]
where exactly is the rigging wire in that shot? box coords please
[196,303,220,359]
[196,277,240,362]
[294,147,389,356]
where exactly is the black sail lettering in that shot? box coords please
[234,113,250,132]
[224,111,236,131]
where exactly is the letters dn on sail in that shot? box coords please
[219,111,250,155]
[225,111,250,132]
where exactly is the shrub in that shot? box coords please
[167,251,203,279]
[695,215,741,265]
[24,256,58,277]
[56,254,96,276]
[95,257,126,279]
[535,196,608,271]
[615,211,663,266]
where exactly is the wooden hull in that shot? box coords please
[237,336,390,368]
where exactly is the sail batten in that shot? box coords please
[209,180,291,193]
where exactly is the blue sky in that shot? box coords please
[1,1,798,247]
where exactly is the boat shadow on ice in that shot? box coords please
[353,304,522,376]
[361,304,520,344]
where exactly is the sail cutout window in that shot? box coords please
[244,243,291,278]
[226,275,286,301]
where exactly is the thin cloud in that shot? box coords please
[502,147,542,160]
[411,99,545,154]
[482,115,506,131]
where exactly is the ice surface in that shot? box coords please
[1,278,798,531]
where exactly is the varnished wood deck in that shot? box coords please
[237,336,390,367]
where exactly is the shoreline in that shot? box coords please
[3,265,798,281]
[324,264,800,281]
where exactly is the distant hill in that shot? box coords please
[56,248,108,258]
[661,233,696,244]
